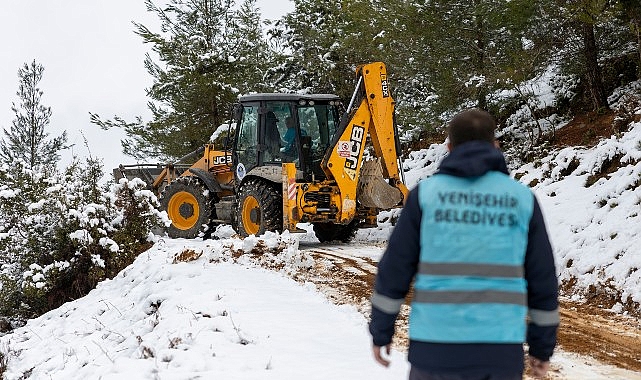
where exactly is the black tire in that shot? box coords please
[160,176,213,238]
[313,220,359,243]
[234,179,282,237]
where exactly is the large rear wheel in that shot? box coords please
[235,179,282,237]
[313,220,359,243]
[160,176,212,238]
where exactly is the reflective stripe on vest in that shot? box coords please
[371,292,404,314]
[529,308,560,326]
[410,171,534,344]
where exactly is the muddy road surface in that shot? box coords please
[298,242,641,379]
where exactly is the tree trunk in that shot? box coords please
[474,4,487,111]
[581,21,609,111]
[636,20,641,79]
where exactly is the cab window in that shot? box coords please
[236,105,259,168]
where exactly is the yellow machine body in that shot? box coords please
[115,62,407,240]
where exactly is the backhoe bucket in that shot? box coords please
[357,159,403,209]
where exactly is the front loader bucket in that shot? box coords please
[357,159,403,209]
[113,164,166,186]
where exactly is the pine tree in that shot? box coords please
[550,0,635,112]
[230,0,272,91]
[0,157,167,320]
[618,0,641,77]
[573,0,612,111]
[268,0,362,99]
[360,1,442,133]
[270,0,548,133]
[91,0,273,160]
[0,60,68,170]
[419,0,541,114]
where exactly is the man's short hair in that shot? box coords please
[447,109,496,148]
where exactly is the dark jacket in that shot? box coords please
[369,141,558,374]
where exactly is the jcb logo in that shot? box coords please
[381,74,390,98]
[344,125,365,170]
[213,155,232,165]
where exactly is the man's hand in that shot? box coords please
[372,344,391,367]
[528,355,550,378]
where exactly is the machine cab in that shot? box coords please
[233,94,342,183]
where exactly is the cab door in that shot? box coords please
[233,102,260,182]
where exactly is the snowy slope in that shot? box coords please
[0,236,408,379]
[400,117,641,313]
[518,120,641,310]
[3,224,640,379]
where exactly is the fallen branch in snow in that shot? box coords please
[168,336,182,349]
[228,312,250,345]
[91,316,105,329]
[0,342,12,377]
[91,316,127,342]
[99,299,123,317]
[172,249,203,263]
[27,327,42,341]
[141,345,155,359]
[265,356,272,370]
[92,340,114,363]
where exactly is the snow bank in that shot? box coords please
[399,115,641,312]
[515,121,641,310]
[0,236,408,379]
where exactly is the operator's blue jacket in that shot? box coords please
[370,141,559,375]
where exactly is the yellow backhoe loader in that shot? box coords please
[114,62,408,242]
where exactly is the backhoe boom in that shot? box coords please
[322,62,408,222]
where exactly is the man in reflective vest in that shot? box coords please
[369,109,558,379]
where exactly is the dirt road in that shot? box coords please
[298,242,641,379]
[557,302,641,372]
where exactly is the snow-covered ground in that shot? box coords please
[0,236,408,380]
[403,116,641,312]
[520,121,641,310]
[3,231,640,379]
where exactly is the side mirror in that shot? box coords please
[233,104,243,121]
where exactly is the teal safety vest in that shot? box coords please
[410,171,534,343]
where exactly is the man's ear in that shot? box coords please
[447,142,452,152]
[494,140,500,149]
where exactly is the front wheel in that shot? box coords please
[160,176,212,238]
[235,179,283,237]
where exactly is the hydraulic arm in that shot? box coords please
[322,62,408,221]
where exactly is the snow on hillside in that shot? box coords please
[399,117,641,312]
[517,119,641,311]
[395,78,641,312]
[0,234,408,379]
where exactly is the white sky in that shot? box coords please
[0,0,293,173]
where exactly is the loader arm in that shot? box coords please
[322,62,408,221]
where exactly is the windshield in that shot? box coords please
[297,104,340,163]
